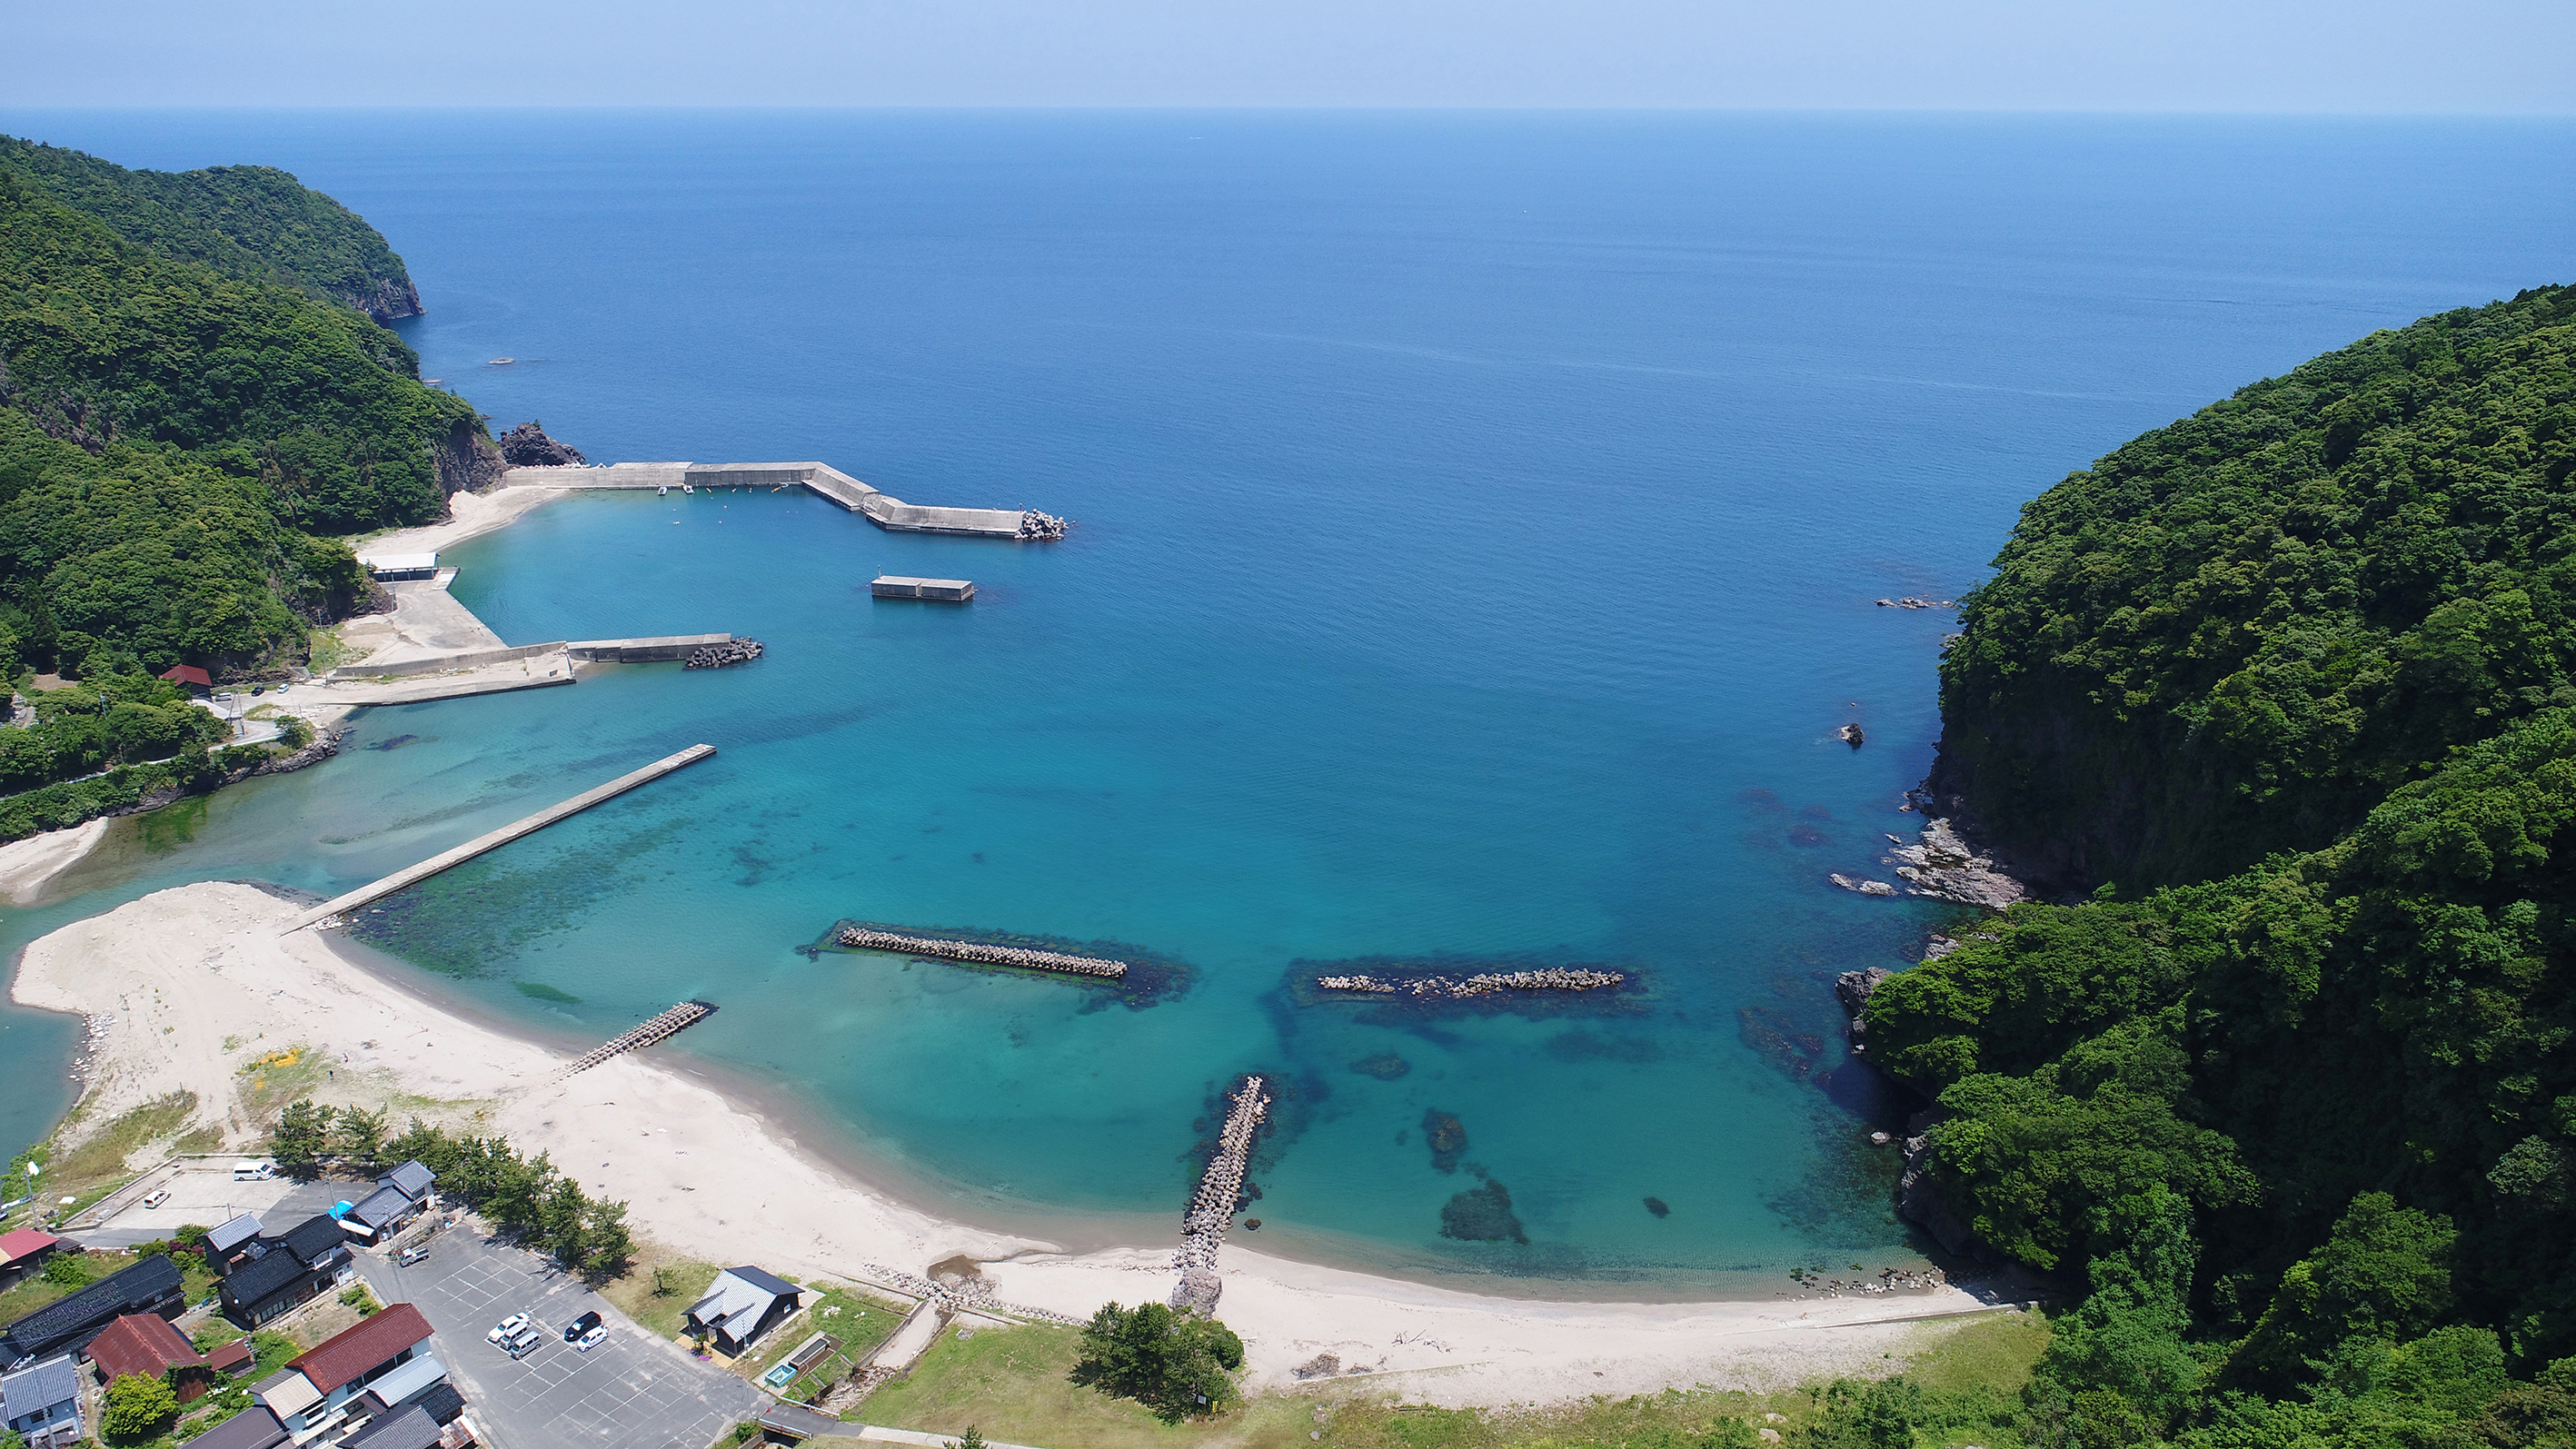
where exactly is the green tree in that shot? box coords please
[2231,1193,2457,1390]
[41,1250,93,1287]
[948,1431,987,1449]
[1069,1302,1246,1423]
[269,1098,334,1178]
[333,1106,389,1169]
[580,1197,634,1283]
[100,1372,177,1442]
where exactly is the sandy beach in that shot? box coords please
[10,881,2012,1407]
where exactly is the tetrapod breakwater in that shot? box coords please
[564,1000,716,1076]
[1171,1074,1270,1315]
[834,927,1129,979]
[1317,967,1626,998]
[684,638,765,669]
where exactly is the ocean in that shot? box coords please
[1,110,2567,1292]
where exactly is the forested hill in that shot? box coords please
[0,135,423,322]
[1934,285,2576,890]
[1858,287,2576,1448]
[0,137,500,698]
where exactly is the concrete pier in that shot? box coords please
[567,634,736,662]
[501,461,1053,540]
[870,577,975,602]
[278,744,718,934]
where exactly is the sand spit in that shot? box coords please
[11,881,2014,1405]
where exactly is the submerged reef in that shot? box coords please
[1439,1176,1527,1245]
[1422,1108,1468,1174]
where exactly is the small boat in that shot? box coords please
[682,483,693,493]
[487,357,515,365]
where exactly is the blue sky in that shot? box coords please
[6,0,2570,110]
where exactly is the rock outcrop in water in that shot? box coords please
[498,421,588,467]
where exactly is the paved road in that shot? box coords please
[354,1227,763,1449]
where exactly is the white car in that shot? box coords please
[139,1189,172,1210]
[504,1328,543,1359]
[487,1314,531,1345]
[576,1325,607,1352]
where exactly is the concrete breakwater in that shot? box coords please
[1317,967,1626,998]
[501,461,1067,541]
[834,927,1129,979]
[1172,1074,1271,1314]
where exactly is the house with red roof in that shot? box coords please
[82,1313,211,1404]
[254,1304,435,1437]
[0,1231,64,1290]
[157,664,214,693]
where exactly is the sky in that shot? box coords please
[1,0,2568,111]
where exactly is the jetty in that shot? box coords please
[501,461,1069,541]
[1316,967,1626,999]
[563,1000,716,1075]
[1172,1075,1270,1314]
[835,927,1127,979]
[278,745,718,934]
[871,576,975,602]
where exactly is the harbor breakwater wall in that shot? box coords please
[501,461,1059,540]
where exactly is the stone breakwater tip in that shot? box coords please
[1315,968,1625,998]
[836,927,1129,979]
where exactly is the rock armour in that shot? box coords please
[1315,968,1624,998]
[836,926,1129,979]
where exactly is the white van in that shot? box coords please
[232,1161,277,1182]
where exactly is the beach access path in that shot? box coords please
[12,880,2031,1409]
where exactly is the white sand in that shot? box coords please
[0,819,110,906]
[355,485,571,557]
[11,882,2014,1406]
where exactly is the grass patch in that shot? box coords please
[731,1283,910,1402]
[1901,1309,2051,1397]
[44,1090,200,1190]
[862,1323,1314,1448]
[236,1045,332,1121]
[599,1251,722,1341]
[307,627,360,673]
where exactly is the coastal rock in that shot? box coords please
[339,274,423,323]
[1886,817,2028,909]
[432,420,508,497]
[497,421,587,467]
[1837,723,1865,748]
[1828,873,1896,897]
[1169,1266,1221,1314]
[1896,1107,1992,1260]
[1834,968,1891,1054]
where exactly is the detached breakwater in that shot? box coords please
[1317,967,1625,998]
[1172,1074,1271,1314]
[684,638,765,669]
[834,926,1128,979]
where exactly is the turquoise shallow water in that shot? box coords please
[1,111,2569,1293]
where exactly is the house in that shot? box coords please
[0,1255,184,1368]
[683,1266,805,1355]
[206,1335,257,1377]
[83,1312,212,1404]
[254,1303,433,1437]
[157,664,214,695]
[220,1214,351,1326]
[343,1403,440,1449]
[0,1353,82,1449]
[205,1213,265,1275]
[347,1353,446,1418]
[0,1229,64,1288]
[186,1404,289,1449]
[340,1160,437,1244]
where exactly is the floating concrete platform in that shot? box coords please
[871,576,975,602]
[503,461,1037,539]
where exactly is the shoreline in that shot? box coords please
[11,881,2020,1405]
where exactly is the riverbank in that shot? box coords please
[11,881,2014,1407]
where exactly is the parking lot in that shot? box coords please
[358,1228,764,1449]
[70,1161,306,1248]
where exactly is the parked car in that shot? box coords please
[577,1325,607,1352]
[139,1189,171,1209]
[488,1314,532,1345]
[232,1162,277,1181]
[562,1311,602,1342]
[504,1328,543,1359]
[397,1246,431,1266]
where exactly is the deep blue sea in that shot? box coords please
[2,112,2568,1293]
